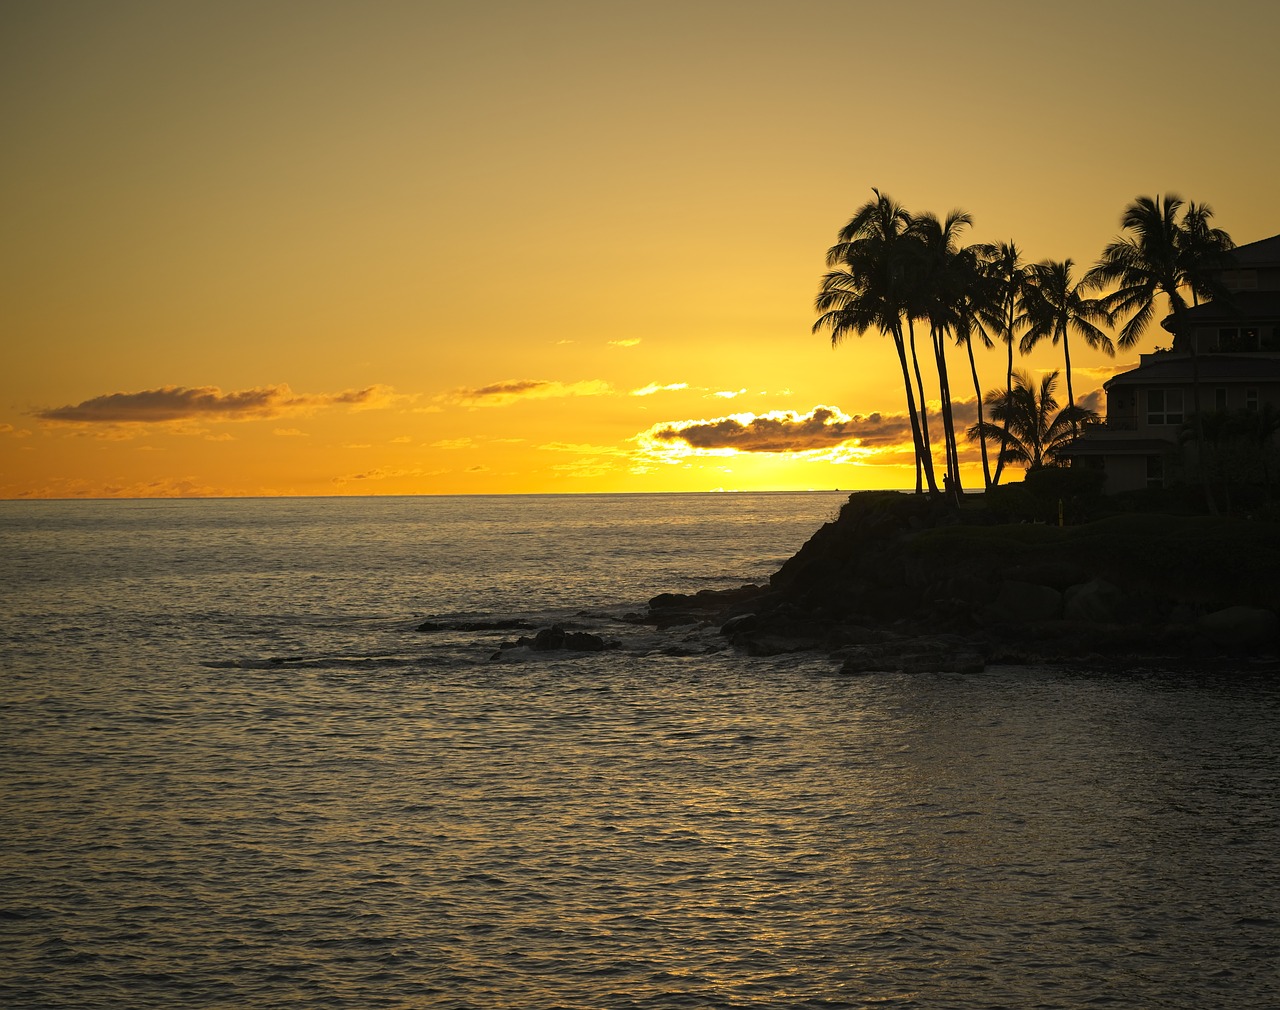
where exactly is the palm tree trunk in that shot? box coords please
[933,328,962,501]
[991,335,1014,486]
[1061,327,1075,410]
[966,336,992,487]
[892,327,935,495]
[907,320,938,492]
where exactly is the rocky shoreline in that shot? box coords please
[638,491,1280,675]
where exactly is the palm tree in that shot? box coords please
[950,244,999,488]
[1019,259,1113,412]
[967,370,1099,472]
[815,190,939,494]
[1086,194,1192,351]
[976,241,1030,485]
[1179,200,1236,309]
[909,208,975,500]
[1086,194,1236,512]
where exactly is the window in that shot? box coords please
[1146,456,1164,488]
[1215,387,1228,412]
[1147,388,1184,425]
[1247,387,1259,412]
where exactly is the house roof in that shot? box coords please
[1166,290,1280,328]
[1231,233,1280,268]
[1106,353,1280,388]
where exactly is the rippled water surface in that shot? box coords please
[2,494,1278,1008]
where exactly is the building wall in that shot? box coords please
[1102,454,1153,495]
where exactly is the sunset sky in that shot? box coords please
[4,0,1278,499]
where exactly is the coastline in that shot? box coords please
[642,491,1280,675]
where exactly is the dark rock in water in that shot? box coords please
[416,618,535,632]
[514,626,610,652]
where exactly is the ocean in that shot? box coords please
[2,492,1277,1008]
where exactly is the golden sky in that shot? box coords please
[4,0,1278,498]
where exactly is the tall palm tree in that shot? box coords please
[966,370,1098,472]
[909,208,975,500]
[1086,194,1236,512]
[976,241,1030,485]
[950,244,999,488]
[1019,258,1113,412]
[815,190,939,494]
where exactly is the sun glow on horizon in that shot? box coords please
[3,2,1277,499]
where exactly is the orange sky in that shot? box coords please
[4,0,1278,498]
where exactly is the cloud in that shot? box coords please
[1,423,32,437]
[608,339,641,347]
[642,406,917,455]
[630,382,688,397]
[1078,388,1106,414]
[431,437,476,449]
[273,427,308,437]
[713,389,747,399]
[1075,363,1133,380]
[36,384,397,424]
[446,378,611,407]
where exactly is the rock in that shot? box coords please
[1063,578,1128,623]
[1198,606,1280,650]
[737,633,822,657]
[416,618,534,632]
[990,580,1062,622]
[513,626,610,652]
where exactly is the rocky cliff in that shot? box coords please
[647,491,1280,672]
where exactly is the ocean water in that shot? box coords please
[1,492,1278,1009]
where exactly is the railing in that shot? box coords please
[1081,416,1137,432]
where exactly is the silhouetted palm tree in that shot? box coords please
[967,370,1098,472]
[1086,194,1193,350]
[1179,200,1236,309]
[1019,258,1113,412]
[977,241,1030,485]
[1087,194,1236,512]
[951,245,999,488]
[815,190,938,494]
[910,208,975,499]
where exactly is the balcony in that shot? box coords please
[1081,416,1137,433]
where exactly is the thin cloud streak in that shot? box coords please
[630,382,688,397]
[37,384,397,424]
[447,378,611,407]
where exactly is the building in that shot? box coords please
[1068,233,1280,494]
